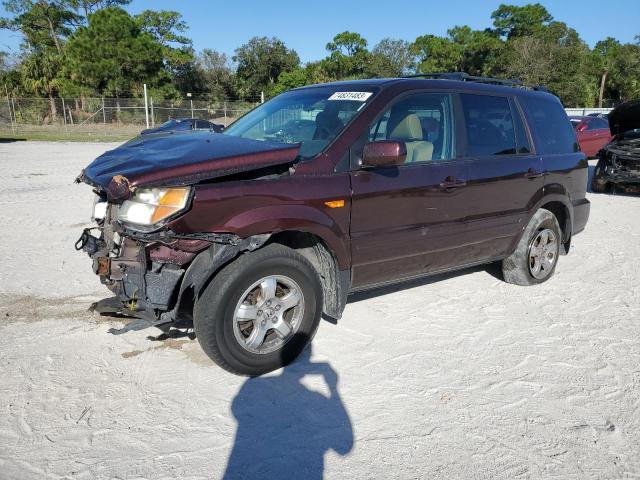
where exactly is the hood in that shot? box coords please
[79,130,300,194]
[609,99,640,136]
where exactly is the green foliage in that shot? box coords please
[366,38,415,77]
[64,7,165,96]
[491,3,553,39]
[234,36,299,98]
[322,31,369,78]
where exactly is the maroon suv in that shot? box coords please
[77,74,590,375]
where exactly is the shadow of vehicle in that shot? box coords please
[223,335,353,480]
[0,137,27,143]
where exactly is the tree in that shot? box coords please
[411,34,463,72]
[1,0,77,54]
[196,49,236,99]
[234,36,299,98]
[135,9,194,78]
[499,22,594,107]
[66,0,131,23]
[322,31,369,78]
[366,38,415,77]
[592,38,621,107]
[491,3,553,39]
[64,7,165,97]
[20,48,63,119]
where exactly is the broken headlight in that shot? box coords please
[118,187,191,230]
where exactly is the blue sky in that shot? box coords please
[1,0,638,61]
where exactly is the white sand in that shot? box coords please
[0,141,639,479]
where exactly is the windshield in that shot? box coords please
[223,86,377,159]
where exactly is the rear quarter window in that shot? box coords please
[520,96,578,155]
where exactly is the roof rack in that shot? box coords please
[403,72,549,92]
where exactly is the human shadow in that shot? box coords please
[223,336,353,480]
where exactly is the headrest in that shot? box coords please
[389,113,423,141]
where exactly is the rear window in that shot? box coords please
[520,96,578,155]
[460,94,517,156]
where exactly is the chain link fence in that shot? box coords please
[0,96,260,139]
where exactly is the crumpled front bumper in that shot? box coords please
[75,210,209,323]
[597,149,640,187]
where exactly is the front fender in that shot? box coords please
[221,204,351,270]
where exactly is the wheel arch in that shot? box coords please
[510,192,574,257]
[171,229,350,325]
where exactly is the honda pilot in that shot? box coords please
[76,73,590,375]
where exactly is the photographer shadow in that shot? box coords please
[223,336,353,480]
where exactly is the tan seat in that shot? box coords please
[388,113,434,163]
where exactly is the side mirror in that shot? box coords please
[361,141,407,168]
[577,123,588,132]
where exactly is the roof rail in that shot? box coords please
[403,72,549,92]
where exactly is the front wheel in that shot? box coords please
[194,243,323,376]
[591,159,609,193]
[502,208,561,286]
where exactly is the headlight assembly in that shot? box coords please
[118,187,191,230]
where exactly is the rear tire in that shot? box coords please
[194,243,322,376]
[502,208,561,286]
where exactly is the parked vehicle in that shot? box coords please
[141,118,224,135]
[587,112,609,119]
[569,115,612,158]
[592,99,640,193]
[76,73,590,375]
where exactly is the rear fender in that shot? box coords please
[507,188,573,256]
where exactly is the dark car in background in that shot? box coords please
[569,115,612,158]
[592,99,640,193]
[141,118,224,135]
[76,73,589,375]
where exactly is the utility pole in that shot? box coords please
[102,97,106,125]
[143,83,150,128]
[261,91,265,104]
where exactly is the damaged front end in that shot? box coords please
[593,133,640,192]
[76,195,210,326]
[75,131,299,329]
[593,99,640,193]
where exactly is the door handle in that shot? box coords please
[524,168,544,179]
[439,177,467,190]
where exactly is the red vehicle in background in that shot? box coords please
[570,116,612,158]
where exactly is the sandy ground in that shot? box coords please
[0,141,639,479]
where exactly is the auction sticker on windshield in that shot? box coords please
[328,91,372,101]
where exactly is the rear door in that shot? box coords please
[455,93,544,262]
[349,92,472,289]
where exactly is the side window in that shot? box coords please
[368,93,455,163]
[520,96,578,155]
[460,94,517,156]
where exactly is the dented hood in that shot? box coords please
[79,130,300,192]
[609,99,640,136]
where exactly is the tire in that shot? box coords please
[194,243,323,376]
[591,159,609,193]
[502,208,561,286]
